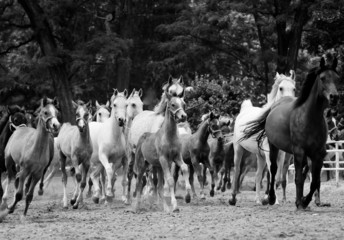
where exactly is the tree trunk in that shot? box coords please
[18,0,75,124]
[274,0,313,74]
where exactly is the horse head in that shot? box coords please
[126,88,143,120]
[268,70,296,103]
[40,97,61,133]
[163,75,185,98]
[207,111,223,139]
[111,89,128,127]
[94,100,110,123]
[73,100,92,132]
[166,93,187,122]
[319,57,339,107]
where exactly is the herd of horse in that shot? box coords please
[0,56,340,222]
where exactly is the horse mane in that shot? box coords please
[295,67,318,107]
[153,92,168,114]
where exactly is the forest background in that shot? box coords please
[1,0,343,128]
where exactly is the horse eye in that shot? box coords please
[171,104,175,107]
[113,104,117,107]
[99,113,102,116]
[279,87,283,91]
[44,111,48,115]
[132,103,136,107]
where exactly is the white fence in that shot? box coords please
[289,140,344,186]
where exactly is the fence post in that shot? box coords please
[336,142,339,187]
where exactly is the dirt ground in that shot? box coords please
[1,173,344,240]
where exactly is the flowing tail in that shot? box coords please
[239,106,272,149]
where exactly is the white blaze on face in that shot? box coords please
[168,84,184,96]
[77,107,86,128]
[48,104,60,129]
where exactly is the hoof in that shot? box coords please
[124,199,131,205]
[105,195,113,203]
[200,194,206,200]
[210,190,215,197]
[72,204,79,210]
[92,197,100,204]
[63,205,68,210]
[316,202,331,207]
[269,195,276,205]
[185,193,191,203]
[226,183,231,190]
[172,207,180,213]
[216,186,221,191]
[262,196,269,205]
[221,186,226,192]
[70,199,76,205]
[228,197,236,206]
[38,189,44,196]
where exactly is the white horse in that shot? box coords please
[229,71,296,206]
[89,89,128,204]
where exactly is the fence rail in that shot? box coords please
[289,140,344,186]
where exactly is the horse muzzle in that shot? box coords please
[329,94,339,106]
[117,117,125,127]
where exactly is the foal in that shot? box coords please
[0,98,60,221]
[57,101,93,209]
[133,94,191,212]
[174,111,222,199]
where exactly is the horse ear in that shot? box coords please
[42,97,48,107]
[289,70,296,81]
[105,100,110,108]
[123,89,128,98]
[332,57,338,70]
[168,75,173,85]
[95,100,100,108]
[138,88,143,97]
[275,72,280,80]
[130,88,135,97]
[113,89,118,97]
[72,101,78,109]
[320,57,326,69]
[209,111,214,119]
[53,97,59,108]
[178,75,184,85]
[86,100,92,109]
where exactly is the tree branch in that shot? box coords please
[0,35,35,55]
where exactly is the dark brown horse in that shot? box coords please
[0,98,60,221]
[0,106,27,203]
[242,57,339,209]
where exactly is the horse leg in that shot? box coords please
[86,175,93,198]
[23,174,40,219]
[99,153,114,201]
[121,156,129,203]
[0,171,3,205]
[126,150,135,204]
[171,162,179,196]
[281,153,292,203]
[228,144,245,206]
[73,162,90,209]
[191,155,204,199]
[7,168,30,215]
[293,147,307,209]
[157,167,169,211]
[189,165,197,199]
[266,142,279,205]
[24,174,32,196]
[302,157,323,208]
[255,154,266,205]
[160,156,178,212]
[205,156,216,197]
[90,164,102,204]
[173,154,192,204]
[133,161,148,213]
[61,156,69,209]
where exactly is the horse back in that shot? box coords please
[5,127,38,165]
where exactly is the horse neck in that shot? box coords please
[124,117,133,140]
[79,122,91,143]
[195,120,210,143]
[303,78,328,122]
[33,117,51,150]
[216,137,224,151]
[162,107,178,139]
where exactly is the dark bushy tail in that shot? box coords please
[239,107,272,148]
